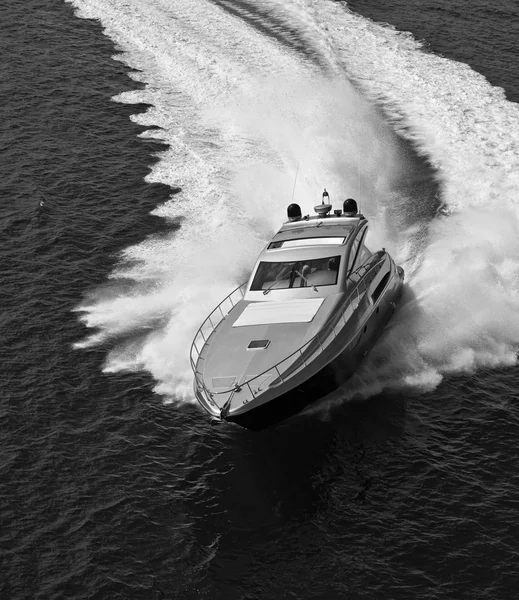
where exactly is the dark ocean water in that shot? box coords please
[2,1,519,599]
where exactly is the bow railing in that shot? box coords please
[189,282,248,408]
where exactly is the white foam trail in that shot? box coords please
[69,0,403,399]
[296,2,519,392]
[69,0,519,403]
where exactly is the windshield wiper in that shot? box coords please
[295,270,319,292]
[262,268,319,294]
[262,280,282,295]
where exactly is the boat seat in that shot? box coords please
[299,270,337,286]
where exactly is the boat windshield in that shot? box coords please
[250,256,341,292]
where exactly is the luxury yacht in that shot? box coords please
[190,192,404,430]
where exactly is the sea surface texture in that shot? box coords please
[2,1,519,598]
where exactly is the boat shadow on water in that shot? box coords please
[173,391,409,596]
[196,387,408,520]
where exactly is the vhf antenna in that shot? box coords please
[357,158,362,214]
[291,162,300,202]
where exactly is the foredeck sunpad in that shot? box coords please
[232,298,324,327]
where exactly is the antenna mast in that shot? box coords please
[357,158,362,214]
[291,163,300,202]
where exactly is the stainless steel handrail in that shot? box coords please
[191,257,386,408]
[189,282,248,407]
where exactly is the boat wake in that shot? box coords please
[69,0,519,405]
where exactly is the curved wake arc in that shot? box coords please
[68,0,519,404]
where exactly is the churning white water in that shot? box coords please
[69,0,519,402]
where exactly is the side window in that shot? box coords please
[348,229,368,273]
[347,238,359,272]
[371,271,390,303]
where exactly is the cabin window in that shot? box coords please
[250,256,341,291]
[347,239,360,272]
[348,228,370,274]
[371,272,390,303]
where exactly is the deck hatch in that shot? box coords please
[247,340,270,350]
[212,376,236,388]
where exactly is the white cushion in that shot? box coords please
[232,298,324,327]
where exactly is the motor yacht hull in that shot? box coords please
[196,267,404,431]
[191,198,406,431]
